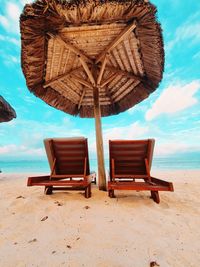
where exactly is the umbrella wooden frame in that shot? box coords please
[20,0,164,191]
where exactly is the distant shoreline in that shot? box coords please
[0,157,200,173]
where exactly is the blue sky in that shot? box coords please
[0,0,200,161]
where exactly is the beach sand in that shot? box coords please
[0,170,200,267]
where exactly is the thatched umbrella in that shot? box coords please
[0,96,16,123]
[20,0,164,190]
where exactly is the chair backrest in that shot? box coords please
[44,137,90,176]
[109,139,155,179]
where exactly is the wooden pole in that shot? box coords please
[93,85,106,190]
[93,66,106,191]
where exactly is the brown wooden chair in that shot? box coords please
[107,139,174,203]
[27,137,96,198]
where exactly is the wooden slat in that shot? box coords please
[108,53,118,68]
[54,154,85,159]
[57,164,84,168]
[97,56,107,85]
[111,146,147,151]
[55,152,85,157]
[53,140,86,145]
[58,80,80,101]
[100,73,117,88]
[114,173,148,179]
[78,88,86,110]
[48,32,93,64]
[54,150,85,156]
[63,49,71,73]
[123,39,138,74]
[118,42,132,72]
[114,80,140,102]
[112,48,125,70]
[112,158,145,164]
[115,164,145,169]
[54,146,85,155]
[96,20,136,63]
[105,86,115,109]
[57,46,64,76]
[110,140,149,145]
[106,75,123,96]
[105,66,142,81]
[129,34,144,76]
[112,79,134,101]
[49,38,57,80]
[54,156,85,161]
[70,74,93,89]
[62,76,81,93]
[114,160,145,169]
[44,67,82,88]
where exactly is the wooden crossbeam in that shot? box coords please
[78,88,86,110]
[79,57,95,86]
[100,73,117,88]
[47,32,93,64]
[70,74,93,89]
[106,66,142,81]
[97,56,107,85]
[44,67,82,88]
[95,20,136,63]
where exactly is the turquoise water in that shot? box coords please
[0,154,200,173]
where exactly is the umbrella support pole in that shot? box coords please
[93,86,107,191]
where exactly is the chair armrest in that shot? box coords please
[27,175,50,186]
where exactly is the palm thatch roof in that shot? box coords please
[20,0,164,118]
[0,96,16,123]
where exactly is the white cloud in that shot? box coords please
[89,121,150,159]
[0,144,45,157]
[7,2,21,21]
[104,121,149,140]
[0,34,20,46]
[0,2,21,34]
[166,10,200,52]
[0,15,9,29]
[176,22,200,44]
[0,118,83,159]
[1,54,20,66]
[154,142,200,156]
[145,81,200,121]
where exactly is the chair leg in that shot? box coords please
[85,184,91,198]
[44,186,53,195]
[108,189,115,198]
[151,191,160,204]
[88,183,91,198]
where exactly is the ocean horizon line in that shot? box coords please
[0,155,200,173]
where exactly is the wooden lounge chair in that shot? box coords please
[27,137,96,198]
[107,139,174,203]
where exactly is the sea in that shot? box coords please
[0,153,200,173]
